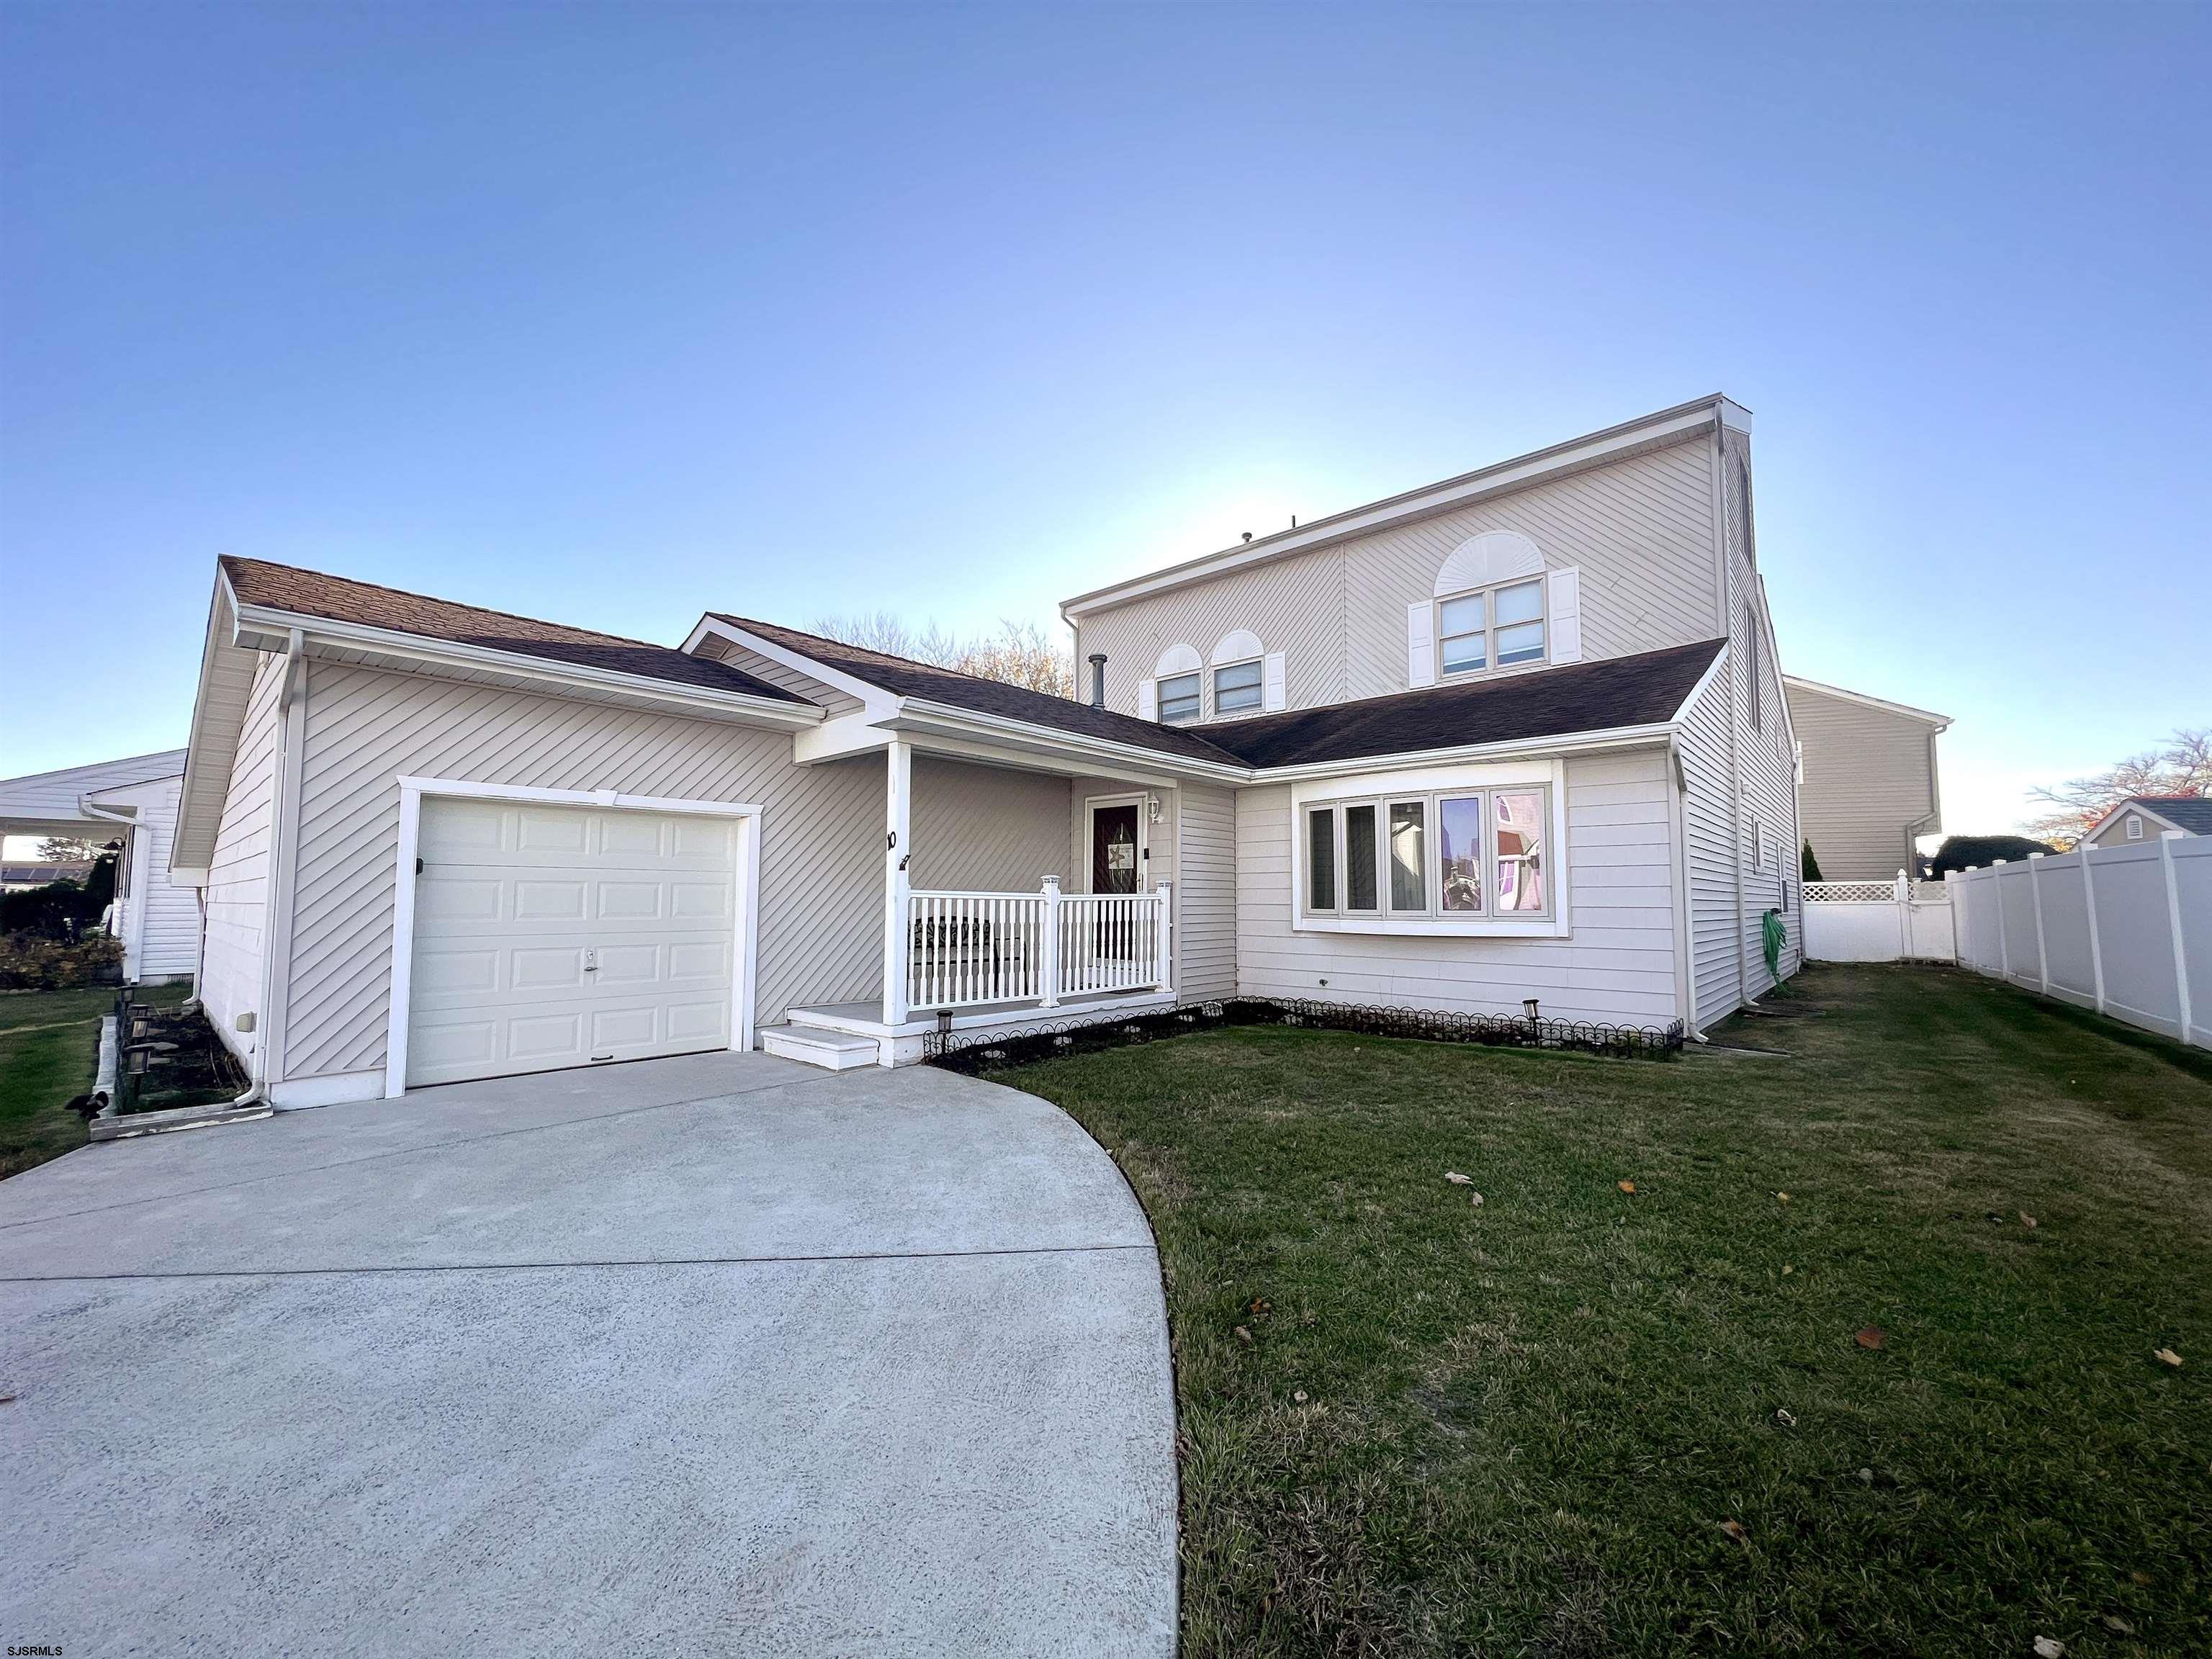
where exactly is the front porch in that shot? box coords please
[760,737,1195,1069]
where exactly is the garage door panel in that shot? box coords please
[408,797,740,1090]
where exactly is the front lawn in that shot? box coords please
[1002,964,2211,1656]
[0,982,192,1179]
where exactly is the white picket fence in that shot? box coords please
[1949,835,2209,1049]
[1804,873,1956,963]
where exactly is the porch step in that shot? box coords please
[760,1024,880,1071]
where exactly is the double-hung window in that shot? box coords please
[1303,785,1551,925]
[1157,671,1202,724]
[1213,658,1264,716]
[1437,577,1546,678]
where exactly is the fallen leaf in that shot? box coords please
[1619,1180,1637,1194]
[1444,1171,1473,1184]
[1292,1390,1308,1403]
[1855,1326,1887,1351]
[2100,1614,2136,1636]
[1470,1192,1485,1208]
[2020,1213,2037,1228]
[2129,1570,2152,1586]
[1857,1467,1873,1483]
[1717,1519,1748,1546]
[1781,1264,1794,1275]
[1233,1326,1252,1344]
[2153,1347,2182,1368]
[2033,1637,2065,1659]
[1777,1192,1791,1203]
[1773,1408,1797,1428]
[1246,1297,1272,1316]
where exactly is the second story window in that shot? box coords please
[1213,657,1263,716]
[1437,577,1545,678]
[1158,670,1202,724]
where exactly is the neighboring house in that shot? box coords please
[171,394,1802,1107]
[2080,794,2212,849]
[0,750,197,980]
[1782,676,1950,881]
[1,862,92,891]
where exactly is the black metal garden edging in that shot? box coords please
[921,996,1683,1074]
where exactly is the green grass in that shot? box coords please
[0,982,192,1179]
[1002,963,2211,1657]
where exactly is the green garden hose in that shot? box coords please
[1762,907,1788,988]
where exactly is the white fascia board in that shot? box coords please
[1670,644,1732,724]
[1061,397,1728,619]
[231,604,823,729]
[172,570,247,873]
[794,709,896,763]
[903,731,1184,790]
[889,698,1250,784]
[2079,799,2188,844]
[1248,722,1677,786]
[1781,673,1952,730]
[683,617,901,718]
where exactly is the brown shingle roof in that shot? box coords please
[708,614,1249,767]
[1200,639,1726,768]
[223,558,806,703]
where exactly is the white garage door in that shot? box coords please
[405,797,740,1089]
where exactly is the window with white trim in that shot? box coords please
[1437,577,1546,678]
[1303,785,1552,923]
[1158,671,1201,724]
[1213,657,1263,716]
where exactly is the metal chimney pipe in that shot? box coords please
[1087,654,1107,709]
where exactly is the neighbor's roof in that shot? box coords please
[1781,674,1951,730]
[707,614,1249,767]
[1200,640,1727,769]
[2113,794,2212,835]
[223,558,807,704]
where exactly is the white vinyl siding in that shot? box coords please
[276,660,884,1084]
[1076,434,1722,717]
[909,758,1071,892]
[199,653,286,1067]
[1676,660,1743,1028]
[132,777,200,979]
[1233,750,1679,1027]
[1784,680,1943,881]
[1176,784,1237,999]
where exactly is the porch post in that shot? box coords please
[1154,880,1174,995]
[1039,876,1061,1009]
[882,739,912,1035]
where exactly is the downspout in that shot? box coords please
[235,630,307,1107]
[1666,735,1707,1043]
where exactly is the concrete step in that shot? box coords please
[760,1024,881,1071]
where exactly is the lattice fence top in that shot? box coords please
[1805,880,1902,904]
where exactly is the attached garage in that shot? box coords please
[397,791,752,1090]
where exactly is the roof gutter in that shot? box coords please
[888,697,1251,783]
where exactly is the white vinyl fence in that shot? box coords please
[1804,874,1956,963]
[1949,835,2210,1049]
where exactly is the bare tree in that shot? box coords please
[35,836,106,865]
[812,613,1076,700]
[2026,727,2211,847]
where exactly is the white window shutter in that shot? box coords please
[1262,652,1287,711]
[1548,567,1583,663]
[1406,601,1436,688]
[1138,678,1157,721]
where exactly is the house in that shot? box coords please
[0,750,197,981]
[1782,676,1950,881]
[2080,794,2212,849]
[170,394,1800,1106]
[1,862,92,892]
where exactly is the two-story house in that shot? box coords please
[168,395,1801,1105]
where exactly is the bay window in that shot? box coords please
[1298,781,1555,928]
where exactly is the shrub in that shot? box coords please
[0,933,124,991]
[0,873,109,939]
[1801,840,1824,881]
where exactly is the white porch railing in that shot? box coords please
[906,878,1172,1012]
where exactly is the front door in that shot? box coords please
[1090,803,1141,895]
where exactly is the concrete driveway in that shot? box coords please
[0,1051,1176,1657]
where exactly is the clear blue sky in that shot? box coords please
[4,2,2205,840]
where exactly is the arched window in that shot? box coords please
[1148,644,1202,724]
[1408,531,1581,687]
